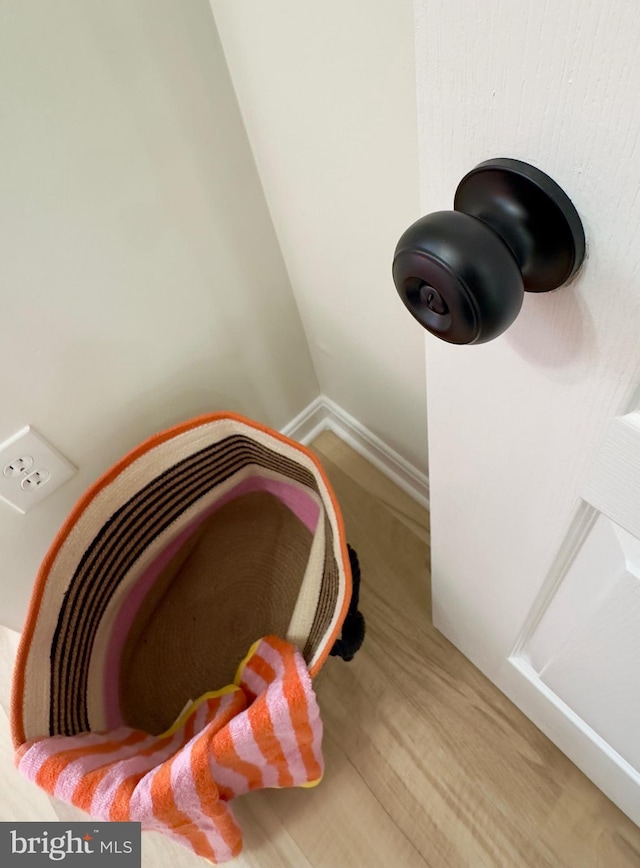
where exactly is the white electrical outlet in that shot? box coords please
[0,427,77,514]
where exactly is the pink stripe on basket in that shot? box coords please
[102,476,320,727]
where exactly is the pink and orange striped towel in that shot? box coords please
[15,636,323,864]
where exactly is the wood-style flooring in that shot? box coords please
[1,430,639,866]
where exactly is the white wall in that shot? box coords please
[210,0,428,473]
[0,0,319,630]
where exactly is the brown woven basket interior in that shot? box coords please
[119,490,312,734]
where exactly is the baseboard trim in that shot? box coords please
[280,396,328,446]
[282,396,429,510]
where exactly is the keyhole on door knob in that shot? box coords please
[419,283,449,315]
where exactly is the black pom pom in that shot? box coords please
[330,544,365,661]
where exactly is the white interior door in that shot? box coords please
[413,0,640,823]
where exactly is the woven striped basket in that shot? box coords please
[12,412,356,745]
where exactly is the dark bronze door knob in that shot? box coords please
[393,158,586,345]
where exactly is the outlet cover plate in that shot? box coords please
[0,427,77,514]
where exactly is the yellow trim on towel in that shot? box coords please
[158,639,264,738]
[268,775,323,791]
[159,684,242,738]
[301,776,323,788]
[233,638,263,685]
